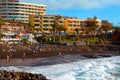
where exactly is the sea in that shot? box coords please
[0,55,120,80]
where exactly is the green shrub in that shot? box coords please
[21,38,28,44]
[88,38,99,42]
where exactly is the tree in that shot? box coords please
[0,18,2,31]
[74,28,79,40]
[62,27,67,41]
[101,25,114,40]
[22,23,28,32]
[51,15,63,43]
[83,27,92,39]
[28,22,34,33]
[86,17,98,38]
[57,25,67,42]
[34,28,42,37]
[10,18,15,31]
[16,21,24,32]
[51,15,62,35]
[22,38,28,45]
[112,27,120,40]
[35,28,41,33]
[0,18,4,42]
[51,22,57,35]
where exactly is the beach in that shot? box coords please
[0,44,120,80]
[0,43,119,66]
[1,55,120,80]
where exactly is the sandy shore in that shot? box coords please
[0,44,119,66]
[0,53,119,67]
[0,54,90,66]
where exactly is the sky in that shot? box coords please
[21,0,120,26]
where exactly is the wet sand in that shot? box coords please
[0,53,119,67]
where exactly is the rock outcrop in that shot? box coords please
[0,70,48,80]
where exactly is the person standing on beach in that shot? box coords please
[59,52,64,59]
[6,54,10,65]
[59,52,62,56]
[73,42,76,46]
[33,44,38,55]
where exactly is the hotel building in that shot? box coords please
[0,0,46,23]
[29,14,65,34]
[29,14,88,34]
[64,18,86,34]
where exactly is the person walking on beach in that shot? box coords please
[22,52,26,61]
[33,50,37,55]
[8,49,12,59]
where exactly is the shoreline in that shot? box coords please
[0,54,120,80]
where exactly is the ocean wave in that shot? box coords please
[0,56,120,80]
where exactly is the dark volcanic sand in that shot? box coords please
[0,44,119,66]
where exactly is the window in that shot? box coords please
[43,20,48,22]
[34,20,39,22]
[34,24,39,26]
[50,20,54,23]
[34,16,39,18]
[43,24,49,26]
[43,28,48,30]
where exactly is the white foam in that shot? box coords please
[0,56,120,80]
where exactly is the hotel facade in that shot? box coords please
[64,19,86,34]
[29,14,103,35]
[0,0,46,23]
[29,14,65,34]
[28,14,88,34]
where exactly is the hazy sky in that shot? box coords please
[21,0,120,26]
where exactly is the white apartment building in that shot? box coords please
[0,0,46,23]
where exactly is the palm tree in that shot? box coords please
[0,18,3,32]
[0,18,4,44]
[84,27,88,39]
[79,27,86,39]
[51,15,62,43]
[28,22,33,33]
[11,18,15,31]
[86,16,98,38]
[51,22,57,35]
[62,27,67,41]
[49,28,53,35]
[23,23,28,32]
[0,18,2,29]
[74,28,79,40]
[0,18,3,42]
[34,28,42,37]
[101,25,114,40]
[51,15,62,35]
[17,21,23,32]
[57,25,67,42]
